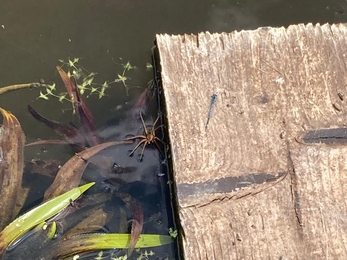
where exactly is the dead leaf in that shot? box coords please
[115,192,144,256]
[24,159,62,178]
[28,105,87,152]
[44,140,132,201]
[56,66,103,146]
[131,79,155,119]
[0,108,25,230]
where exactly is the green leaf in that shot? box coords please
[84,77,94,86]
[44,221,57,239]
[68,59,75,67]
[137,250,155,260]
[123,61,132,70]
[118,74,127,82]
[48,83,56,91]
[58,94,66,102]
[38,91,49,100]
[90,87,98,94]
[55,233,173,257]
[0,182,95,251]
[98,87,106,99]
[102,81,109,88]
[121,61,136,71]
[78,84,86,95]
[46,88,53,95]
[168,228,177,238]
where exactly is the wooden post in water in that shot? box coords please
[156,23,347,259]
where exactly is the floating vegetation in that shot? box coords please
[168,228,178,239]
[113,60,138,96]
[145,63,153,70]
[36,58,139,104]
[0,58,140,99]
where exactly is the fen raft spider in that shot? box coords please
[125,113,164,161]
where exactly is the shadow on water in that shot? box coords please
[1,0,347,259]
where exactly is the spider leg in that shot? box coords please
[139,112,149,135]
[124,135,146,141]
[152,116,160,127]
[128,139,147,156]
[153,140,164,155]
[153,136,165,144]
[153,124,164,132]
[127,114,165,161]
[139,141,148,161]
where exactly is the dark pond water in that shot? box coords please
[0,0,347,259]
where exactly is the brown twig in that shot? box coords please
[0,83,44,95]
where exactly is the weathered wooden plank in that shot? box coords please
[180,178,302,260]
[180,145,347,259]
[291,145,347,259]
[156,23,347,259]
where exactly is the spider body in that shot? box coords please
[125,113,164,161]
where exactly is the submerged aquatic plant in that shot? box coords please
[0,182,95,257]
[27,67,146,254]
[0,59,172,259]
[0,182,172,259]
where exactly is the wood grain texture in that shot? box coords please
[290,144,347,259]
[156,23,347,259]
[180,178,302,260]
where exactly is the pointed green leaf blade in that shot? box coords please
[0,182,95,254]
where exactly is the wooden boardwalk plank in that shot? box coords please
[156,23,347,259]
[291,145,347,258]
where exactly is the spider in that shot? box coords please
[125,113,164,161]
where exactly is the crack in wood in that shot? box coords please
[302,128,347,144]
[179,171,287,208]
[287,149,303,228]
[178,172,286,197]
